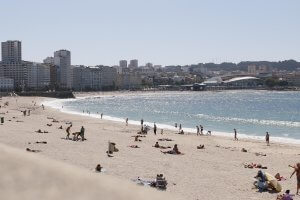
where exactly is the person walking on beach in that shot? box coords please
[154,123,157,135]
[141,119,144,131]
[196,126,200,136]
[101,113,103,119]
[66,124,72,139]
[234,128,238,141]
[179,124,182,131]
[289,163,300,195]
[265,132,270,146]
[200,125,203,135]
[78,126,85,141]
[126,118,128,126]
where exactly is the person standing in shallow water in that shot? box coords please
[200,125,203,135]
[234,128,238,140]
[265,132,270,146]
[154,123,157,135]
[141,119,144,131]
[125,118,128,126]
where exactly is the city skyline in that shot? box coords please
[1,0,300,66]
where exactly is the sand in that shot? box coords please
[0,94,299,200]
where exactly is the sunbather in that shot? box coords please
[161,144,181,155]
[153,142,171,149]
[26,148,41,153]
[134,135,142,142]
[128,145,140,148]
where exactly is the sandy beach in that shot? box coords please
[0,94,299,200]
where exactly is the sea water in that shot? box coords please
[44,90,300,143]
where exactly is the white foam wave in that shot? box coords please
[196,114,300,128]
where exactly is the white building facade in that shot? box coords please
[54,50,72,89]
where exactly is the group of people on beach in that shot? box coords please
[65,124,86,141]
[233,128,271,146]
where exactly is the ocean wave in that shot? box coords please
[196,114,300,128]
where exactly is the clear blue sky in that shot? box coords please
[1,0,299,66]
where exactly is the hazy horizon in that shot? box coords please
[1,0,299,66]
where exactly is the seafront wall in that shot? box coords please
[16,91,75,98]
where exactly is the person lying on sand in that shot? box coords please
[289,163,300,195]
[158,138,173,141]
[128,145,140,148]
[161,144,182,155]
[275,173,286,181]
[52,119,59,123]
[47,123,52,126]
[58,125,63,129]
[255,152,267,156]
[197,145,205,149]
[26,148,41,153]
[35,141,47,144]
[131,135,146,138]
[243,162,267,169]
[35,129,48,133]
[153,142,171,149]
[36,129,42,133]
[134,136,142,142]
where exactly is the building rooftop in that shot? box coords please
[223,76,259,83]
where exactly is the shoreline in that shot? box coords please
[1,94,300,200]
[43,91,300,146]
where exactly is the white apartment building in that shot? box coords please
[119,60,127,68]
[26,63,50,89]
[1,40,22,63]
[72,65,117,91]
[0,62,27,88]
[0,77,14,91]
[129,59,138,69]
[54,50,72,89]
